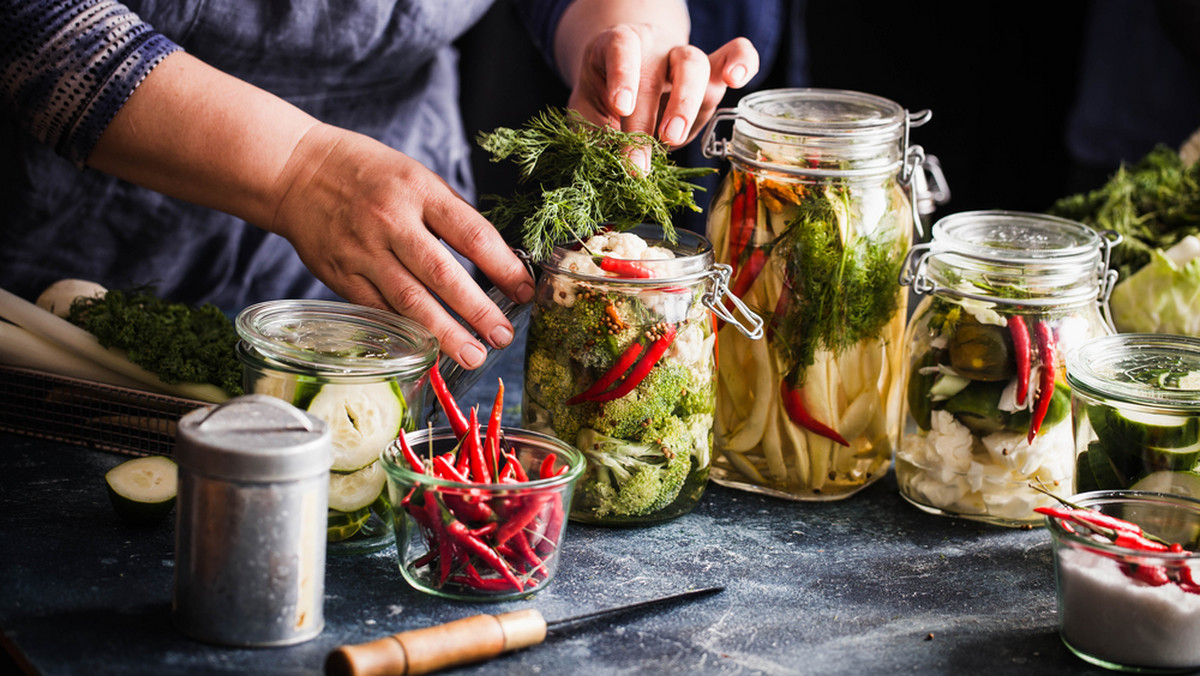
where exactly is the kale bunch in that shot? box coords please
[67,288,244,397]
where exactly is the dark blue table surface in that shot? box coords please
[0,347,1115,676]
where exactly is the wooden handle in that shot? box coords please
[325,609,547,676]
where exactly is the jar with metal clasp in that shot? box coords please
[898,211,1121,526]
[700,88,931,500]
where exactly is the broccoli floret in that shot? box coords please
[592,360,691,438]
[532,287,643,369]
[574,423,693,518]
[523,348,594,441]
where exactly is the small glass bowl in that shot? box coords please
[1045,490,1200,673]
[381,427,584,601]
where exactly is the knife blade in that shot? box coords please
[324,586,724,676]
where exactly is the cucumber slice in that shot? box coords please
[307,381,407,472]
[327,507,371,542]
[329,460,388,512]
[1126,471,1200,547]
[104,455,178,526]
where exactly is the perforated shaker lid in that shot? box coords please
[175,394,332,482]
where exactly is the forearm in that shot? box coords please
[553,0,690,86]
[88,51,321,230]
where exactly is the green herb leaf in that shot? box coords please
[476,108,713,261]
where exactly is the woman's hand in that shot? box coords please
[555,1,760,171]
[269,124,535,369]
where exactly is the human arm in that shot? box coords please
[6,1,533,370]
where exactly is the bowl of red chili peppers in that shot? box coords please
[1040,490,1200,672]
[381,421,584,601]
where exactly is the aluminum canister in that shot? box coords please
[172,394,332,647]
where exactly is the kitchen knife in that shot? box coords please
[325,586,724,676]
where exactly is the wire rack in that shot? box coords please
[0,365,213,457]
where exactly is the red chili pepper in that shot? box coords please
[1122,563,1173,586]
[1175,564,1200,594]
[1008,315,1031,405]
[1027,322,1057,443]
[567,340,644,405]
[535,494,564,556]
[505,450,529,482]
[539,455,559,480]
[1113,532,1171,553]
[395,428,425,474]
[780,378,849,446]
[484,379,504,480]
[765,274,793,343]
[1034,506,1144,537]
[464,407,489,483]
[425,493,454,584]
[598,256,655,279]
[432,455,468,483]
[429,356,469,439]
[730,248,767,300]
[494,494,552,547]
[730,173,758,275]
[510,530,549,578]
[436,499,524,592]
[589,324,678,403]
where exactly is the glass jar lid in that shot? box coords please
[902,210,1118,306]
[703,88,927,179]
[1067,333,1200,410]
[235,299,438,379]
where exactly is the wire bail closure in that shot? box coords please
[703,263,764,339]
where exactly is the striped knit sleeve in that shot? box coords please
[1,0,181,167]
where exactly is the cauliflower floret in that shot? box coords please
[560,249,602,276]
[929,410,974,476]
[639,246,675,261]
[585,231,648,260]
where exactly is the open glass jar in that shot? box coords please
[521,223,761,525]
[1068,333,1200,496]
[700,88,928,500]
[235,300,438,553]
[897,211,1120,526]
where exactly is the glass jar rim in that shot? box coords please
[930,210,1104,265]
[1045,489,1200,560]
[1066,333,1200,409]
[381,426,585,490]
[543,223,715,286]
[235,299,438,378]
[734,88,907,139]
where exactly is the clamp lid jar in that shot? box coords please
[1067,333,1200,496]
[235,299,438,553]
[897,210,1120,527]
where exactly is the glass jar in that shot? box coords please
[521,223,761,525]
[1068,333,1200,496]
[235,299,438,553]
[700,88,929,500]
[897,211,1120,526]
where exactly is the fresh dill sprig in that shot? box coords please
[476,108,713,261]
[1047,145,1200,279]
[771,185,906,382]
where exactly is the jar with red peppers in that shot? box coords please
[700,88,930,500]
[897,211,1120,526]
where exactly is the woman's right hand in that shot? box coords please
[268,123,535,369]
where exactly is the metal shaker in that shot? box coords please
[172,394,331,647]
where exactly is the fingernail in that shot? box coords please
[665,117,687,144]
[629,147,650,175]
[516,281,534,304]
[460,343,486,369]
[489,325,513,348]
[728,64,748,86]
[614,88,635,115]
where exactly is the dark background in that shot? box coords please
[457,0,1093,235]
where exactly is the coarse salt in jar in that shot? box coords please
[701,88,930,500]
[897,211,1120,526]
[235,299,438,553]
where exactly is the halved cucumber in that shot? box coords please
[329,460,388,513]
[327,507,371,542]
[104,455,178,526]
[1130,470,1200,500]
[307,381,407,472]
[1126,471,1200,547]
